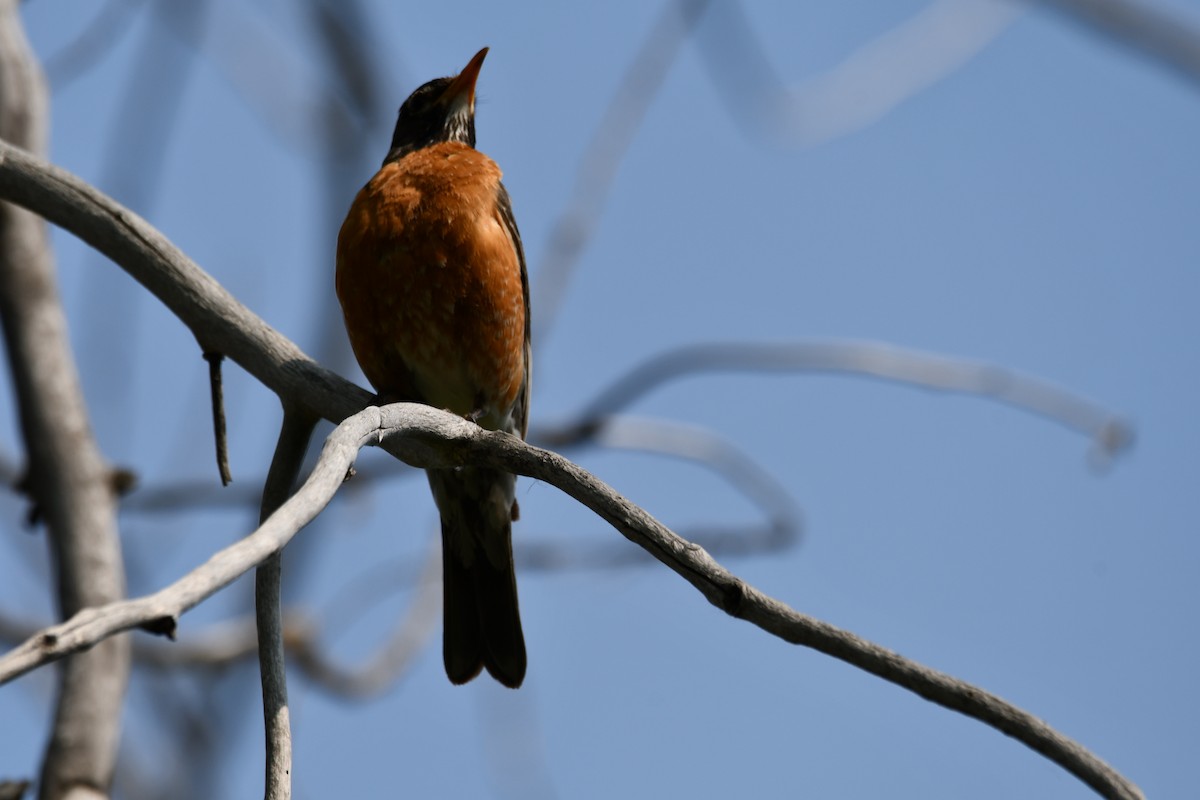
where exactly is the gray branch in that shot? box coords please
[0,102,1144,800]
[0,4,128,799]
[0,138,370,430]
[0,404,1146,800]
[256,408,316,800]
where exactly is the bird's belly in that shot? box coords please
[338,221,525,430]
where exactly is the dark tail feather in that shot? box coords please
[432,469,526,689]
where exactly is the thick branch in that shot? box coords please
[0,403,1144,800]
[0,77,1141,800]
[0,137,371,428]
[0,4,128,799]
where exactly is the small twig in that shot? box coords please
[203,351,232,486]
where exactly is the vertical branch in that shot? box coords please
[256,407,316,800]
[203,351,232,485]
[0,2,129,798]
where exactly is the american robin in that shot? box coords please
[335,48,530,688]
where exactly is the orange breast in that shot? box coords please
[336,142,526,430]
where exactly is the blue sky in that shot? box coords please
[3,1,1198,798]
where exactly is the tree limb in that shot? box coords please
[0,137,370,427]
[0,93,1143,800]
[256,408,315,800]
[0,403,1145,800]
[0,5,128,799]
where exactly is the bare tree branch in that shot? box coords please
[0,402,1144,800]
[203,351,232,486]
[0,102,1142,800]
[3,599,436,701]
[0,138,372,429]
[0,138,784,567]
[0,404,395,685]
[256,408,316,800]
[0,5,128,799]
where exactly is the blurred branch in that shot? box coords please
[154,0,384,157]
[0,5,129,799]
[287,542,439,699]
[694,0,1020,147]
[525,415,800,569]
[546,341,1132,462]
[305,0,389,150]
[1036,0,1200,86]
[41,0,147,90]
[532,0,708,347]
[105,333,1132,528]
[0,402,1145,800]
[0,781,30,800]
[137,581,438,699]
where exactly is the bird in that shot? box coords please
[335,48,530,688]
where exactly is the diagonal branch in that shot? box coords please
[0,137,371,428]
[0,403,1144,800]
[0,104,1143,800]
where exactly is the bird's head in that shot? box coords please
[385,47,488,162]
